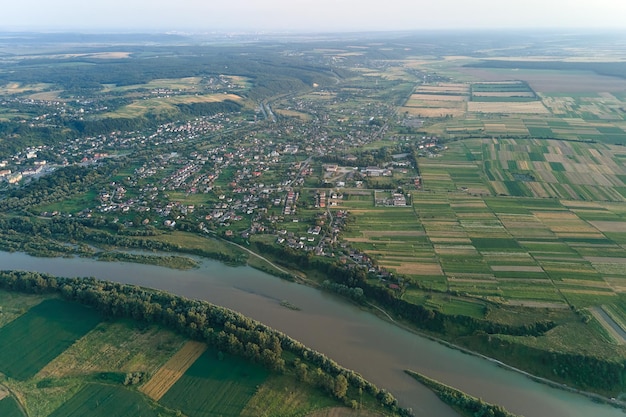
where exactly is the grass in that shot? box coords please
[39,320,186,379]
[35,190,98,215]
[0,291,47,328]
[240,374,340,417]
[0,299,101,380]
[159,349,269,417]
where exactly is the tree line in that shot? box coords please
[0,270,414,415]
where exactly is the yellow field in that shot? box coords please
[405,100,466,109]
[28,90,64,101]
[0,83,52,95]
[416,83,469,94]
[490,266,544,272]
[408,93,467,102]
[380,262,443,275]
[468,101,549,114]
[140,340,207,401]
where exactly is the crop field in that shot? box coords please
[0,291,47,328]
[240,375,339,417]
[401,82,469,118]
[0,299,101,380]
[140,340,207,401]
[342,135,626,309]
[342,206,443,285]
[468,101,550,114]
[39,321,186,379]
[0,395,24,417]
[105,93,243,118]
[477,138,626,201]
[102,77,203,93]
[48,384,168,417]
[0,82,52,95]
[470,81,537,102]
[458,67,626,94]
[159,350,269,417]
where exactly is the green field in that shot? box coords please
[160,350,269,417]
[48,384,172,417]
[0,299,101,380]
[0,396,25,417]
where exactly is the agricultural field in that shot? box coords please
[0,395,25,417]
[343,133,626,315]
[39,321,187,380]
[140,340,206,401]
[159,350,269,417]
[105,93,244,119]
[401,83,468,118]
[0,290,390,417]
[48,384,173,417]
[0,299,101,380]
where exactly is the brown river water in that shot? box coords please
[0,251,624,417]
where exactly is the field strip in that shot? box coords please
[506,300,569,309]
[589,307,626,345]
[140,340,206,401]
[490,266,544,272]
[585,256,626,264]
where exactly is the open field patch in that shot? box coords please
[584,256,626,264]
[0,291,46,328]
[274,108,312,120]
[605,277,626,292]
[468,101,549,113]
[490,265,544,272]
[49,384,166,417]
[380,262,443,275]
[305,408,383,417]
[160,350,269,417]
[401,106,465,117]
[506,300,569,309]
[141,340,206,401]
[473,91,536,97]
[241,374,341,417]
[0,82,52,95]
[588,221,626,233]
[415,83,469,94]
[407,93,467,102]
[39,322,186,379]
[459,68,626,93]
[0,395,25,417]
[106,93,243,118]
[0,299,101,380]
[589,307,626,345]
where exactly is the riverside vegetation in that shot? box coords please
[0,270,411,417]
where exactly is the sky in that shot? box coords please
[1,0,626,33]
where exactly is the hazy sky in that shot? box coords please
[2,0,626,33]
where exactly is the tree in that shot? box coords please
[333,374,348,399]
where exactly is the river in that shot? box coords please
[0,251,623,417]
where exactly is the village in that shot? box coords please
[0,85,445,286]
